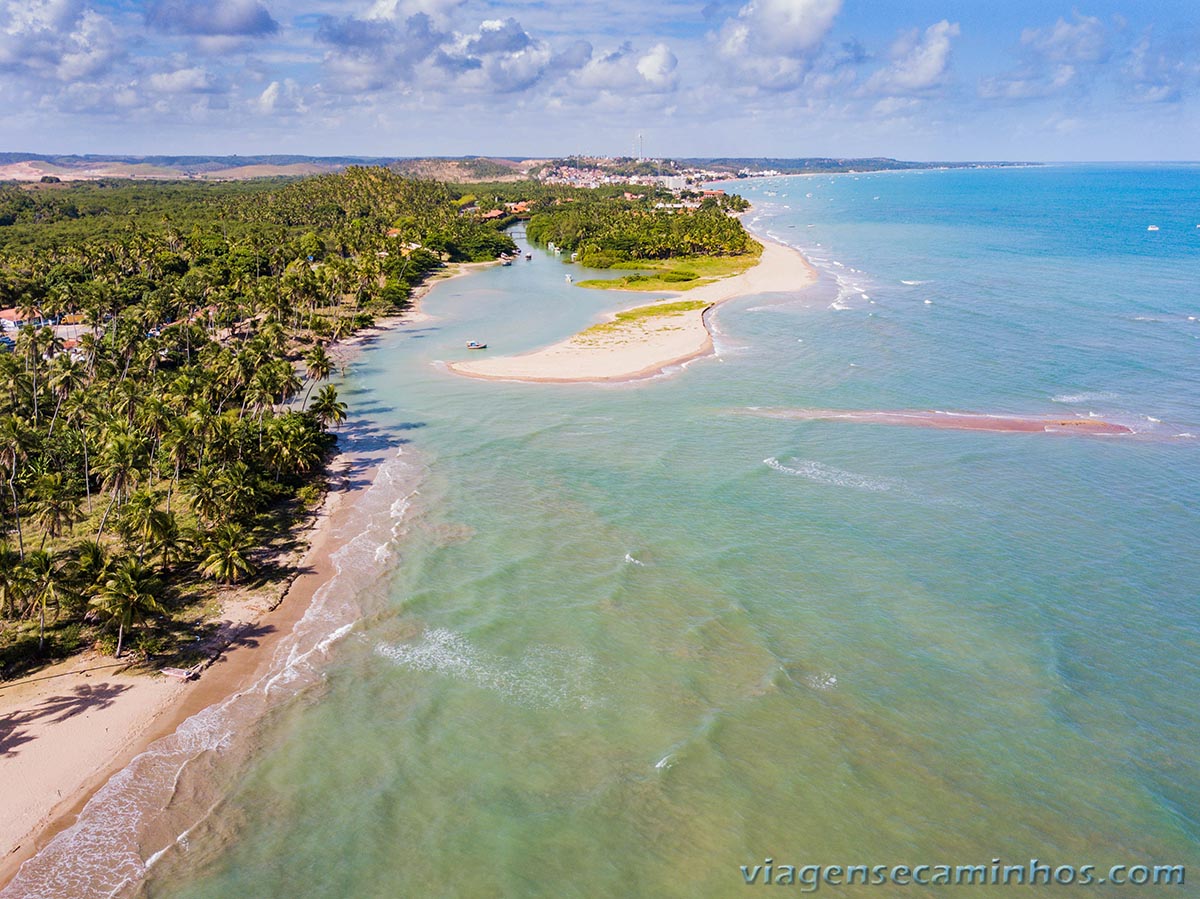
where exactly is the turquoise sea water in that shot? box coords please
[8,166,1199,898]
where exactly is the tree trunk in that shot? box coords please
[38,602,45,652]
[115,620,124,658]
[8,476,23,562]
[82,437,92,514]
[96,489,119,541]
[47,393,64,439]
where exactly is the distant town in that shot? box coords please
[0,152,1030,186]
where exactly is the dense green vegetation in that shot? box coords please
[576,247,763,292]
[0,167,515,678]
[525,194,754,268]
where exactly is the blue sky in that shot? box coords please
[1,0,1197,160]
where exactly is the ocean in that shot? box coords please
[7,165,1198,897]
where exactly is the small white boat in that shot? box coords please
[1147,225,1160,231]
[465,340,487,350]
[565,275,573,283]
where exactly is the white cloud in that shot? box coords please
[0,0,122,82]
[978,13,1112,103]
[575,41,679,95]
[720,0,841,56]
[1120,30,1195,104]
[1021,14,1108,64]
[716,0,842,90]
[865,20,959,95]
[147,66,216,93]
[254,78,306,114]
[636,43,677,90]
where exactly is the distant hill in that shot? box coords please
[0,153,1032,184]
[0,154,539,183]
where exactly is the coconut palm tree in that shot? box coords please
[89,560,167,658]
[45,354,87,438]
[95,429,146,539]
[0,542,26,618]
[0,414,33,560]
[69,539,111,595]
[199,523,257,584]
[24,549,73,652]
[309,384,347,430]
[28,472,81,548]
[301,345,333,408]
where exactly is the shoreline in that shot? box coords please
[446,235,817,384]
[0,258,486,892]
[0,449,378,889]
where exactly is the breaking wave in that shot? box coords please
[375,629,601,710]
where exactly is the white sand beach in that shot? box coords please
[447,237,816,383]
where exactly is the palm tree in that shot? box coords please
[45,354,87,438]
[23,549,73,652]
[89,560,167,658]
[309,384,347,430]
[199,523,257,584]
[95,429,146,539]
[118,489,169,561]
[212,461,258,520]
[301,345,333,408]
[265,414,322,480]
[0,542,26,618]
[70,539,111,595]
[28,472,81,548]
[146,512,188,573]
[0,414,33,560]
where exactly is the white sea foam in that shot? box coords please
[807,673,838,690]
[763,457,901,493]
[655,754,674,770]
[900,279,926,285]
[1051,391,1116,404]
[376,629,600,710]
[624,553,646,566]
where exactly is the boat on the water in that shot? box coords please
[466,340,488,350]
[1147,225,1160,231]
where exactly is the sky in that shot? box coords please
[1,0,1198,160]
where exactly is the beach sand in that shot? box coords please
[0,446,385,888]
[0,663,184,876]
[447,236,816,383]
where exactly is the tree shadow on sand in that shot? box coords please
[0,682,132,757]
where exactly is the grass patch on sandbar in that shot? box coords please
[576,242,763,292]
[575,300,712,340]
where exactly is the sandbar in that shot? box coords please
[448,236,816,383]
[743,408,1134,435]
